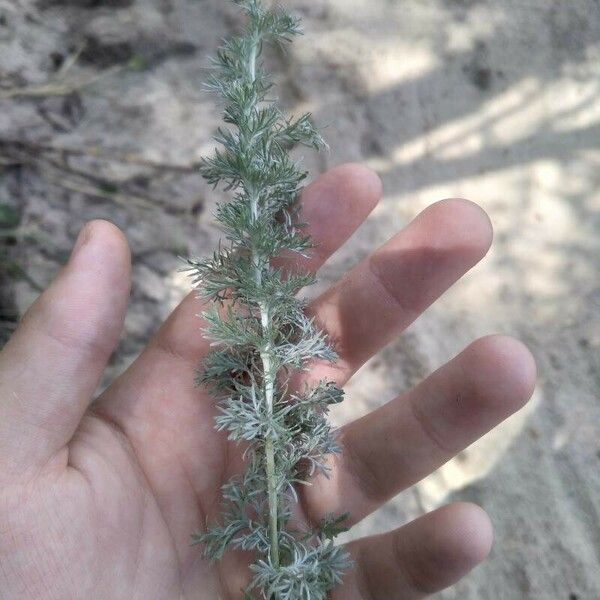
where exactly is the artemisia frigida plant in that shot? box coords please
[185,1,350,598]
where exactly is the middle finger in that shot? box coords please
[301,198,493,388]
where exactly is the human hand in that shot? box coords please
[0,164,536,599]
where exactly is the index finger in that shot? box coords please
[149,163,382,364]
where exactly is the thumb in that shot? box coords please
[0,220,131,482]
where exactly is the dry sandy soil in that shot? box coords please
[1,0,599,598]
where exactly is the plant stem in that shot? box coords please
[260,305,280,569]
[247,34,280,570]
[252,250,280,569]
[194,5,352,595]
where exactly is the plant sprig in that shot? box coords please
[187,1,350,598]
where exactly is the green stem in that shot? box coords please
[248,215,280,570]
[249,40,257,82]
[251,222,279,568]
[265,437,279,566]
[259,306,280,569]
[247,33,280,570]
[252,254,280,569]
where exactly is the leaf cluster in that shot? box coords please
[189,2,349,598]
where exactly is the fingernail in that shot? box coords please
[71,223,93,260]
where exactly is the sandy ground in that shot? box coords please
[1,0,599,598]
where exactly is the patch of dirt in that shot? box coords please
[1,1,599,598]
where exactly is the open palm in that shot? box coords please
[0,165,535,600]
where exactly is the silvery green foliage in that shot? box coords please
[187,1,350,598]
